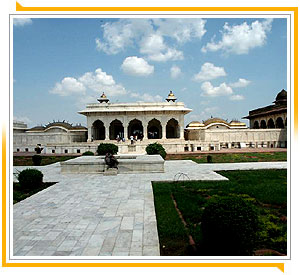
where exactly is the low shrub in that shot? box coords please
[17,168,43,190]
[82,151,94,156]
[201,196,259,255]
[207,155,213,163]
[146,142,167,159]
[32,154,42,166]
[97,143,118,155]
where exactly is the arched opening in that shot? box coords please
[267,118,275,129]
[253,121,259,129]
[128,119,143,139]
[109,120,124,140]
[92,120,105,140]
[260,120,267,129]
[147,119,162,139]
[276,117,284,129]
[166,118,180,139]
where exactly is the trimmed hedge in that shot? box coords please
[32,154,42,166]
[97,143,118,155]
[201,196,259,256]
[207,155,213,163]
[146,142,167,159]
[82,151,94,156]
[17,168,43,190]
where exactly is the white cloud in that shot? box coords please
[147,48,183,62]
[121,56,154,76]
[95,19,205,61]
[78,68,126,96]
[140,34,166,55]
[201,82,233,97]
[202,19,273,54]
[140,34,183,62]
[193,62,226,82]
[95,19,153,54]
[130,92,163,102]
[230,94,245,101]
[50,68,127,105]
[13,18,32,27]
[79,70,115,87]
[229,78,251,88]
[170,65,182,79]
[152,18,207,43]
[50,77,86,96]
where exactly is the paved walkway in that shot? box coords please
[13,160,287,257]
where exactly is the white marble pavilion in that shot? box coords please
[78,91,192,142]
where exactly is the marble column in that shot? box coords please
[104,123,110,140]
[142,120,148,140]
[162,123,167,139]
[124,124,128,140]
[179,125,184,139]
[87,127,92,142]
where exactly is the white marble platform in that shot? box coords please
[13,160,287,257]
[60,155,165,174]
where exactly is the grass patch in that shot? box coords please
[152,169,287,256]
[13,155,76,166]
[166,152,287,163]
[13,181,56,204]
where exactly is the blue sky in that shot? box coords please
[13,17,287,127]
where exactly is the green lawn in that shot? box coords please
[13,155,77,166]
[166,152,287,163]
[13,181,56,204]
[152,169,287,256]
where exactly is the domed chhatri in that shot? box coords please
[97,92,110,103]
[166,91,177,102]
[186,118,246,130]
[274,89,287,105]
[186,121,205,129]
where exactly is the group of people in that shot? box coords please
[115,133,144,144]
[116,135,126,142]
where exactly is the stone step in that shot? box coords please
[103,168,118,176]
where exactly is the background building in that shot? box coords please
[13,90,287,154]
[244,89,287,129]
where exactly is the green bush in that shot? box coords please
[201,196,259,255]
[257,214,287,253]
[82,151,94,156]
[145,142,167,159]
[207,155,213,163]
[32,154,42,166]
[17,168,43,190]
[97,143,118,155]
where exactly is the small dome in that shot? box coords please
[229,120,247,127]
[166,91,177,102]
[203,117,228,126]
[27,126,46,131]
[274,89,287,104]
[45,121,73,130]
[98,92,109,103]
[186,121,204,129]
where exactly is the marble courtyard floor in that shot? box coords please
[13,160,287,257]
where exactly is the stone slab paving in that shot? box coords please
[13,160,287,257]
